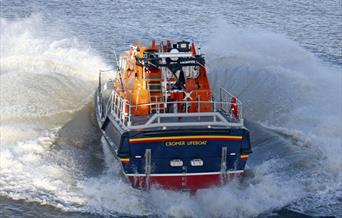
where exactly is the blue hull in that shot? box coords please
[96,93,252,191]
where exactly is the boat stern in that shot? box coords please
[118,128,251,191]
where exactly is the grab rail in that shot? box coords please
[100,88,243,130]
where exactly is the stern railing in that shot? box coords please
[100,88,243,131]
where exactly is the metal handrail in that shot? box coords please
[219,87,242,104]
[103,88,244,130]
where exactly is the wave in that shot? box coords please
[204,23,342,216]
[1,16,341,217]
[0,15,110,213]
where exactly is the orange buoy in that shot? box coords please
[231,96,239,119]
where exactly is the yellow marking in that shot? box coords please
[240,155,249,159]
[129,135,242,142]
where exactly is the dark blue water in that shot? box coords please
[1,0,341,217]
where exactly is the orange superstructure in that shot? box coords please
[113,40,212,117]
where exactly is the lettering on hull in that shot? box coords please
[165,140,208,146]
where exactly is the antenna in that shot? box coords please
[113,49,119,71]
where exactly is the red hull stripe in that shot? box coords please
[129,135,242,144]
[126,171,244,190]
[125,170,244,177]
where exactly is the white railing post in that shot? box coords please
[107,87,244,130]
[122,99,126,125]
[127,104,132,126]
[173,102,177,113]
[220,146,227,185]
[111,90,114,113]
[145,149,151,190]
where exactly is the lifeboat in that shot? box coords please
[95,40,252,191]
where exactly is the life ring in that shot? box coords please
[230,96,239,119]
